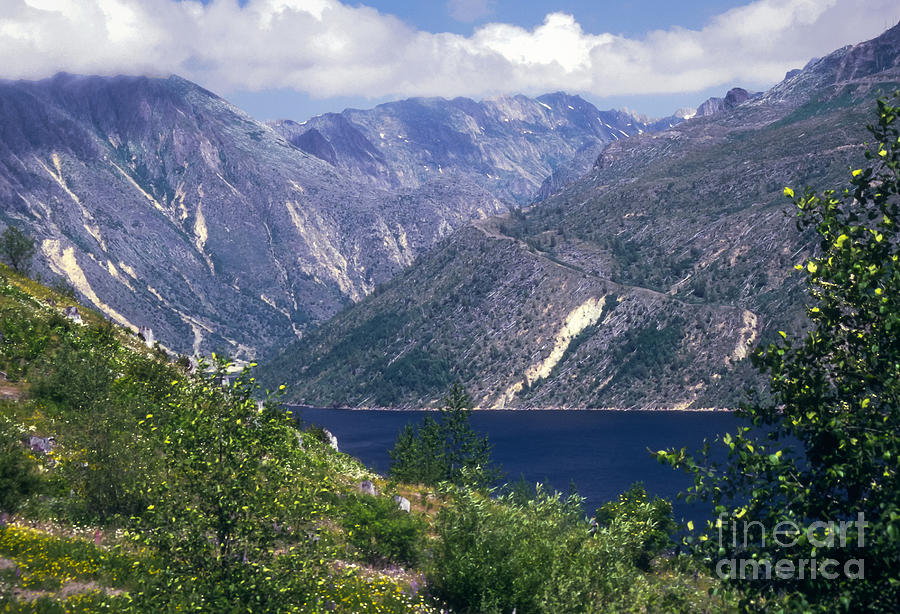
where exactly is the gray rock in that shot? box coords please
[394,495,411,512]
[358,480,377,496]
[323,428,339,452]
[63,306,82,325]
[29,435,56,454]
[138,326,155,348]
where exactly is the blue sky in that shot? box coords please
[359,1,749,38]
[2,0,898,120]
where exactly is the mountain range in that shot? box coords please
[3,21,898,407]
[260,21,900,408]
[270,93,685,205]
[0,77,670,359]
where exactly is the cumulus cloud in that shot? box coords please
[0,0,897,101]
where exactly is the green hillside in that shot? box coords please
[0,265,735,612]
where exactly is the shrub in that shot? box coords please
[340,494,425,567]
[0,226,35,275]
[0,416,41,515]
[429,485,587,614]
[594,483,676,570]
[431,482,701,614]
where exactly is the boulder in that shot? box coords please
[323,428,339,452]
[358,480,377,496]
[394,495,411,513]
[138,326,155,348]
[29,435,56,454]
[64,306,82,324]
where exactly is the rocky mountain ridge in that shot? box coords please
[0,76,675,358]
[262,21,900,408]
[269,93,686,207]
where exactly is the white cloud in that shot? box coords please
[0,0,897,102]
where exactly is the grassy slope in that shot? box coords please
[0,265,738,612]
[0,264,435,611]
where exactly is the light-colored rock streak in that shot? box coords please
[118,261,138,279]
[216,172,241,196]
[174,181,189,221]
[192,185,215,274]
[728,309,759,364]
[494,296,606,408]
[83,224,107,251]
[35,153,83,210]
[285,200,304,233]
[35,154,106,250]
[193,200,209,252]
[41,239,137,331]
[285,200,360,300]
[146,283,214,355]
[106,260,134,291]
[107,159,167,213]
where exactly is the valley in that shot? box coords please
[263,22,900,409]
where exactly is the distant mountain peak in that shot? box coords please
[270,92,682,206]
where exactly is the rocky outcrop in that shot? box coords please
[394,495,411,512]
[695,88,755,117]
[323,429,339,452]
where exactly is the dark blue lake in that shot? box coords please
[297,408,744,523]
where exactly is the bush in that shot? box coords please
[30,323,152,522]
[430,482,702,614]
[340,494,425,567]
[0,416,41,515]
[594,483,676,571]
[128,357,309,609]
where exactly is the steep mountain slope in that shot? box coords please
[263,22,900,409]
[0,74,507,357]
[270,93,685,206]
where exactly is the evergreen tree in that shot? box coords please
[389,383,500,488]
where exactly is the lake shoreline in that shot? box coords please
[288,404,735,413]
[296,408,743,521]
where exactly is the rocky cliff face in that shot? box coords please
[695,87,758,117]
[0,74,507,358]
[262,22,900,408]
[270,93,684,206]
